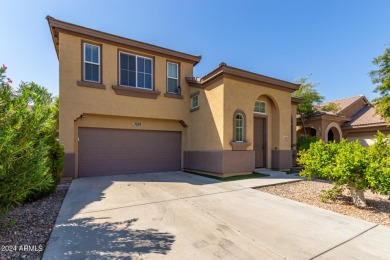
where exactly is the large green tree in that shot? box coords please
[370,47,390,123]
[292,77,324,138]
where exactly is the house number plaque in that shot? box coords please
[132,122,142,127]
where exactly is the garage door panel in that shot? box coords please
[78,128,181,177]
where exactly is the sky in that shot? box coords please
[1,0,389,102]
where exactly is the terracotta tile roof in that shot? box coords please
[342,105,386,127]
[317,95,365,115]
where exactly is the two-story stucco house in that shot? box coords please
[47,16,300,178]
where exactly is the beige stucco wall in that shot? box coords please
[58,31,298,175]
[344,127,390,147]
[346,136,376,147]
[188,79,224,151]
[58,32,195,176]
[296,118,344,142]
[223,76,293,167]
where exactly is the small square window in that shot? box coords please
[191,95,199,109]
[254,101,266,113]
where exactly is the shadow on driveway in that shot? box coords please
[49,217,175,259]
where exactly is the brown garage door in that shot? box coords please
[78,128,181,177]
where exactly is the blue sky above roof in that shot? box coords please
[1,0,389,101]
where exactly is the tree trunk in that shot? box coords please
[301,116,307,138]
[348,186,367,207]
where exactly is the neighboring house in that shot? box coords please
[296,95,390,146]
[47,16,300,178]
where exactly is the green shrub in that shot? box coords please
[0,65,64,217]
[320,185,344,203]
[366,132,390,197]
[298,135,390,207]
[295,136,319,151]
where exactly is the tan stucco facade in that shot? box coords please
[223,76,292,166]
[49,16,299,177]
[344,126,390,147]
[58,32,196,177]
[297,117,343,142]
[188,78,225,151]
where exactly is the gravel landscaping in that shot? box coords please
[0,180,71,259]
[257,179,390,228]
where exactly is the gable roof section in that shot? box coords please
[186,63,300,93]
[317,95,367,116]
[310,95,388,128]
[46,16,202,65]
[342,105,387,128]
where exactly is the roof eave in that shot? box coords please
[46,16,59,59]
[187,64,300,93]
[291,97,303,104]
[342,123,388,129]
[223,65,300,92]
[46,16,202,65]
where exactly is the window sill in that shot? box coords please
[112,85,161,99]
[190,106,199,112]
[230,141,251,151]
[164,93,183,99]
[77,81,106,89]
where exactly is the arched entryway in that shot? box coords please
[325,122,342,142]
[253,95,279,168]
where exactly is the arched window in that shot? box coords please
[233,110,245,142]
[235,113,244,142]
[231,110,250,150]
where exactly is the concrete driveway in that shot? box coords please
[44,171,390,259]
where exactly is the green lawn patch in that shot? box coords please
[184,171,269,182]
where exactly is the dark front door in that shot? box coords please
[254,117,266,168]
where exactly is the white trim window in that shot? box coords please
[235,113,244,142]
[167,62,179,94]
[119,52,153,90]
[84,43,100,83]
[254,100,266,114]
[191,95,199,109]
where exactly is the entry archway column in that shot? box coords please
[324,122,342,142]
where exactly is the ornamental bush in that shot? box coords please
[366,132,390,197]
[295,136,320,151]
[0,65,64,217]
[298,134,390,207]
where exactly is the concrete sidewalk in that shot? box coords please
[44,171,390,259]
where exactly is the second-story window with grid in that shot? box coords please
[167,62,179,94]
[191,95,199,109]
[119,52,153,90]
[84,43,101,83]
